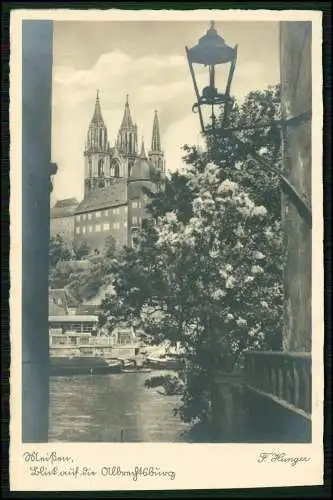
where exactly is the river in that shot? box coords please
[48,371,190,443]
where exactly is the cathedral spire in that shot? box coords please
[120,94,133,128]
[151,110,161,152]
[91,89,104,123]
[140,137,147,159]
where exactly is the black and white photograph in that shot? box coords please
[10,8,324,491]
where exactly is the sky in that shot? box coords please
[51,20,280,204]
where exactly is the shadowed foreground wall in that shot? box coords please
[22,20,53,442]
[280,21,312,352]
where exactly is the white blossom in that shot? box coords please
[234,241,244,250]
[236,317,247,327]
[217,179,238,194]
[209,249,219,259]
[219,269,228,279]
[252,205,268,217]
[211,288,227,300]
[253,251,266,260]
[261,301,269,309]
[251,265,264,274]
[235,224,246,238]
[258,146,268,155]
[165,211,178,223]
[225,276,236,289]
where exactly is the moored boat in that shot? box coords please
[121,367,152,374]
[50,356,122,376]
[146,356,182,370]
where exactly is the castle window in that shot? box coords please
[95,224,101,232]
[76,215,80,221]
[132,201,138,209]
[124,206,128,213]
[98,159,104,177]
[76,227,80,234]
[88,159,92,177]
[82,227,86,234]
[88,226,93,233]
[95,211,101,218]
[114,163,120,178]
[113,207,120,215]
[124,221,127,228]
[104,210,108,216]
[131,229,139,248]
[103,223,110,231]
[132,216,138,225]
[88,213,92,220]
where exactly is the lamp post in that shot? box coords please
[186,21,238,132]
[185,21,312,227]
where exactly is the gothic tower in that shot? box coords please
[116,95,138,176]
[84,91,111,195]
[148,110,165,178]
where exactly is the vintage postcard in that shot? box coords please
[10,8,324,491]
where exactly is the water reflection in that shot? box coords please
[49,371,189,442]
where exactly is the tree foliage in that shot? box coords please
[101,86,284,428]
[49,234,72,270]
[72,239,91,260]
[49,236,119,304]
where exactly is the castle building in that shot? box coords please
[50,197,79,242]
[51,92,165,252]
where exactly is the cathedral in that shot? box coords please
[51,92,165,252]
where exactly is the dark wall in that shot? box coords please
[22,20,53,442]
[280,22,312,352]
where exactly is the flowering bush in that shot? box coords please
[100,85,284,427]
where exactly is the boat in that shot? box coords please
[50,356,122,376]
[105,358,123,373]
[146,356,182,370]
[121,367,152,374]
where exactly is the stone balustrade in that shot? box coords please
[244,351,311,418]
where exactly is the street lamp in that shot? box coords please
[185,21,312,228]
[185,21,237,132]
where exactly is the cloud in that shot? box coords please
[164,113,205,173]
[51,47,278,203]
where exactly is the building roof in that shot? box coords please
[120,94,134,129]
[91,90,104,124]
[51,198,79,219]
[55,260,91,273]
[49,288,79,316]
[48,298,66,316]
[49,315,98,323]
[130,157,151,180]
[150,110,162,152]
[76,304,101,315]
[75,179,127,214]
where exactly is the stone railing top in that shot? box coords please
[243,351,311,359]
